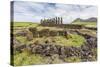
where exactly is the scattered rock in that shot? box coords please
[15,30,27,36]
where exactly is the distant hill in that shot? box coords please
[73,17,97,22]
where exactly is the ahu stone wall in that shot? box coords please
[14,33,97,61]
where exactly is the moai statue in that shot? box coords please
[41,17,63,26]
[51,18,53,26]
[53,18,56,24]
[56,17,58,24]
[50,19,52,26]
[61,17,63,24]
[53,18,55,24]
[57,17,58,24]
[58,17,60,24]
[59,17,61,24]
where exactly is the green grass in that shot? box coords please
[72,21,97,28]
[64,56,81,63]
[13,22,33,27]
[53,34,86,47]
[13,22,39,29]
[14,50,60,66]
[31,34,86,47]
[16,36,27,44]
[14,50,45,66]
[13,21,97,29]
[12,22,64,31]
[14,49,64,66]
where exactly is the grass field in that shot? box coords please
[13,22,39,30]
[13,22,39,27]
[12,21,97,66]
[27,34,86,47]
[72,21,97,28]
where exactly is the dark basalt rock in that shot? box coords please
[86,37,97,48]
[15,44,26,53]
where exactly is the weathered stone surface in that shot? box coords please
[26,31,33,41]
[49,31,58,36]
[13,38,21,48]
[40,29,49,37]
[15,30,27,36]
[28,27,38,37]
[14,31,97,62]
[58,31,65,36]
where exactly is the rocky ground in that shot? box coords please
[12,26,97,66]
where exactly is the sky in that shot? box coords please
[12,1,97,24]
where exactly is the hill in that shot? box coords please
[73,17,97,22]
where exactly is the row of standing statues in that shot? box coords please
[40,17,63,25]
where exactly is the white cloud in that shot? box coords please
[12,1,97,24]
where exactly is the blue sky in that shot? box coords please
[13,1,97,23]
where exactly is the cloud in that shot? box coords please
[12,1,97,23]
